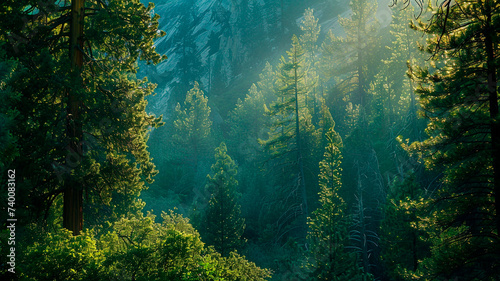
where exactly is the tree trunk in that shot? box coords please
[63,0,85,236]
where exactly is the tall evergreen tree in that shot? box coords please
[367,2,426,199]
[145,82,212,213]
[407,0,500,279]
[173,81,212,169]
[299,8,321,117]
[381,2,420,131]
[261,35,317,241]
[257,62,278,106]
[0,0,164,234]
[203,142,245,257]
[322,0,380,108]
[228,83,268,164]
[317,99,336,153]
[322,0,384,274]
[299,8,320,61]
[308,127,369,280]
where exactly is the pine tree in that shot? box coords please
[299,8,320,61]
[382,2,420,129]
[261,35,317,241]
[380,173,430,280]
[0,0,165,234]
[370,2,419,135]
[203,142,245,257]
[317,99,336,152]
[228,83,268,164]
[407,0,500,278]
[322,0,384,274]
[367,2,425,203]
[173,81,212,169]
[308,127,369,280]
[299,8,321,117]
[321,0,380,108]
[257,62,278,106]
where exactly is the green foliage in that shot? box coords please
[0,0,165,229]
[19,229,105,281]
[100,211,204,280]
[16,210,270,280]
[259,34,320,244]
[203,142,246,257]
[299,8,320,59]
[307,128,368,280]
[173,81,213,163]
[0,51,20,174]
[380,173,430,280]
[228,83,269,164]
[405,0,500,279]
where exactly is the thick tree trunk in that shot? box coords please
[63,0,85,236]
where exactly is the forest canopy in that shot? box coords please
[1,0,499,280]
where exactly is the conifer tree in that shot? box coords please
[380,173,430,280]
[173,81,212,169]
[321,0,379,108]
[203,142,245,257]
[261,35,317,240]
[322,0,384,274]
[308,127,369,280]
[0,0,165,234]
[407,0,500,278]
[257,62,278,106]
[228,83,268,164]
[298,8,321,117]
[317,99,336,152]
[367,2,425,196]
[299,8,320,61]
[381,2,420,129]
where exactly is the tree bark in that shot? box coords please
[63,0,85,236]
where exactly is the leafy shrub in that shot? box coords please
[17,210,271,281]
[19,229,105,281]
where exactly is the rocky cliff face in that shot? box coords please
[141,0,391,117]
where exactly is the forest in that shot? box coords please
[0,0,499,280]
